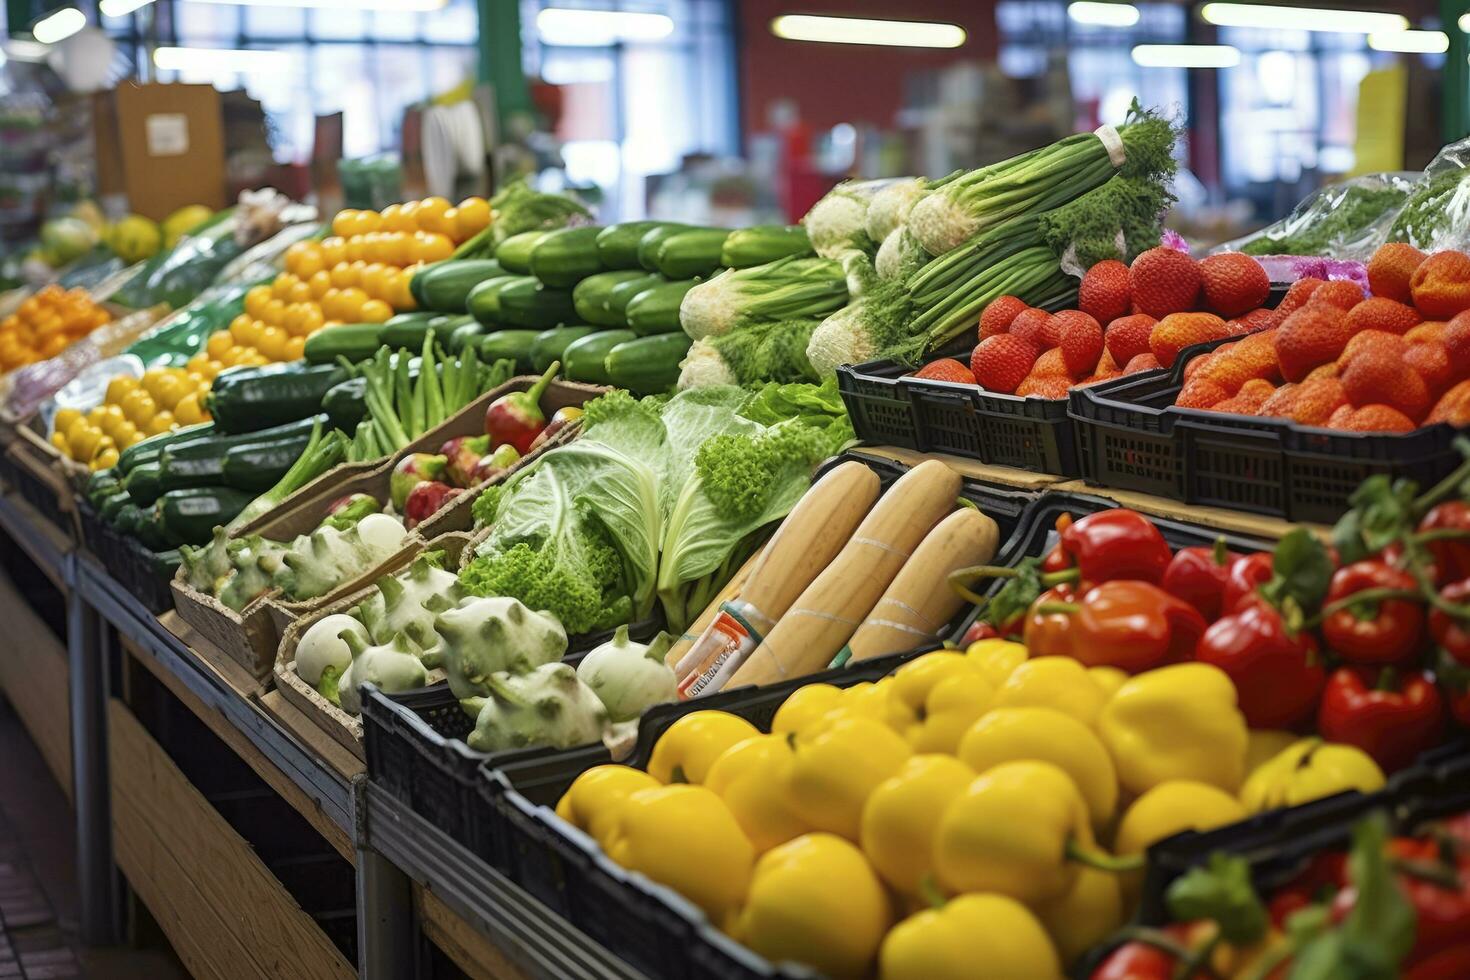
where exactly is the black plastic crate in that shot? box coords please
[839,357,1080,475]
[1071,336,1469,523]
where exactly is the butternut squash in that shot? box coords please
[845,507,1000,661]
[726,459,962,687]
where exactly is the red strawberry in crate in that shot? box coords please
[1367,242,1426,304]
[979,295,1028,339]
[1105,313,1156,366]
[912,358,976,384]
[1130,247,1201,317]
[1175,377,1229,409]
[1031,347,1072,378]
[1055,310,1104,377]
[1341,346,1431,420]
[1336,330,1407,373]
[1343,298,1421,335]
[1404,341,1454,396]
[1016,375,1072,399]
[1276,306,1352,382]
[1429,380,1470,425]
[1276,277,1325,318]
[1078,260,1131,325]
[970,335,1039,394]
[1009,308,1062,349]
[1306,280,1366,312]
[1235,378,1276,412]
[1287,377,1348,427]
[1414,251,1470,318]
[1150,313,1228,369]
[1122,352,1162,375]
[1257,383,1301,418]
[1199,253,1270,317]
[1228,307,1280,335]
[1341,405,1416,432]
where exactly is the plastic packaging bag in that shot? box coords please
[1387,136,1470,251]
[1213,172,1416,260]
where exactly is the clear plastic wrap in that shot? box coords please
[1213,172,1416,260]
[1387,136,1470,251]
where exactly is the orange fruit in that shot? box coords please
[244,285,273,319]
[411,231,455,264]
[308,270,333,298]
[414,197,453,235]
[320,236,347,267]
[329,262,358,289]
[273,272,301,300]
[360,299,393,324]
[331,209,359,238]
[455,197,490,241]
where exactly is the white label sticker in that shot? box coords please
[145,114,190,157]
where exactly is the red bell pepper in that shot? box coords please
[1195,604,1324,728]
[1088,926,1209,980]
[1320,560,1426,666]
[959,621,999,645]
[1317,667,1446,773]
[1429,579,1470,667]
[1221,551,1275,615]
[1021,584,1078,658]
[1333,849,1470,969]
[1419,500,1470,586]
[1406,945,1470,980]
[1434,650,1470,727]
[1042,513,1074,574]
[1057,510,1172,586]
[1161,538,1239,622]
[1027,580,1205,673]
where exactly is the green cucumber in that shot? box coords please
[117,422,213,474]
[123,461,164,507]
[414,260,507,313]
[531,326,599,374]
[606,273,665,321]
[653,228,730,280]
[720,225,813,268]
[478,330,545,373]
[636,224,696,272]
[625,279,700,336]
[303,323,384,365]
[86,469,121,505]
[563,329,636,385]
[99,489,132,523]
[114,503,145,536]
[222,432,314,492]
[322,376,368,431]
[467,275,535,325]
[595,222,664,269]
[495,279,579,329]
[158,415,326,493]
[447,320,488,354]
[206,361,349,434]
[135,504,178,552]
[496,231,552,274]
[147,547,184,580]
[159,487,257,546]
[605,334,692,395]
[529,227,604,289]
[573,270,651,327]
[381,314,473,352]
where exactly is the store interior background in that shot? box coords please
[0,0,1458,250]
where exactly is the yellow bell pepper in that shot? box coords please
[1088,665,1128,699]
[1035,865,1123,966]
[1098,663,1248,795]
[554,765,659,849]
[1239,738,1385,814]
[1115,780,1247,860]
[604,785,753,931]
[1245,729,1302,776]
[964,637,1029,687]
[646,710,759,784]
[780,715,912,841]
[887,652,994,754]
[733,833,892,980]
[879,893,1062,980]
[933,760,1122,904]
[704,734,810,852]
[771,683,845,736]
[842,677,915,730]
[955,707,1118,828]
[859,754,974,896]
[991,656,1108,726]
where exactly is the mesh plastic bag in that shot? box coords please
[1213,172,1416,260]
[1387,136,1470,251]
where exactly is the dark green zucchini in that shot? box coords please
[563,329,636,385]
[625,279,700,336]
[117,422,213,474]
[159,487,257,546]
[529,227,604,289]
[123,461,164,507]
[414,260,507,313]
[222,431,315,492]
[531,326,599,374]
[595,222,664,269]
[478,330,544,373]
[303,323,385,365]
[573,270,651,327]
[605,333,692,395]
[206,361,349,434]
[494,279,579,329]
[158,415,326,493]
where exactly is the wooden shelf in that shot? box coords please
[0,568,71,797]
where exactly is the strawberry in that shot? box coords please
[1032,347,1072,378]
[1343,298,1422,336]
[1287,377,1348,427]
[1442,312,1470,368]
[1056,310,1104,377]
[912,358,977,384]
[1307,280,1366,312]
[1275,306,1351,382]
[1326,404,1355,428]
[1428,380,1470,426]
[1341,348,1430,420]
[1342,405,1416,433]
[979,295,1028,340]
[1258,383,1301,418]
[1406,321,1449,346]
[1122,352,1162,375]
[1078,260,1132,325]
[1016,374,1072,399]
[1236,378,1276,412]
[1305,363,1339,382]
[1277,278,1326,317]
[1105,314,1157,366]
[1411,251,1470,318]
[1095,348,1119,375]
[1209,396,1252,415]
[1367,242,1426,303]
[970,335,1040,394]
[1404,341,1454,397]
[1336,330,1407,373]
[1183,352,1213,383]
[1175,377,1229,409]
[1195,355,1256,395]
[1130,247,1201,317]
[1227,307,1280,335]
[1010,308,1063,349]
[1199,252,1270,317]
[1150,312,1228,369]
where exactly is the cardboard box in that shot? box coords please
[96,82,227,221]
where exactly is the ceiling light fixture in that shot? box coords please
[33,7,86,44]
[187,0,446,10]
[1368,29,1448,52]
[1200,3,1408,34]
[153,46,291,72]
[1068,2,1141,27]
[99,0,155,15]
[536,8,675,45]
[1132,43,1242,67]
[769,14,966,48]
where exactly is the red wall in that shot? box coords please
[738,0,1000,139]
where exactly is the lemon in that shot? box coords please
[108,215,162,263]
[162,205,213,247]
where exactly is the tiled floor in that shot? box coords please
[0,699,186,979]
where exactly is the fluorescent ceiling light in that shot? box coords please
[1462,13,1470,32]
[1068,2,1141,27]
[1200,3,1408,34]
[186,0,445,9]
[99,0,154,15]
[154,46,291,72]
[1369,29,1448,52]
[1132,43,1241,67]
[4,40,51,62]
[33,7,85,44]
[536,8,674,45]
[770,14,966,48]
